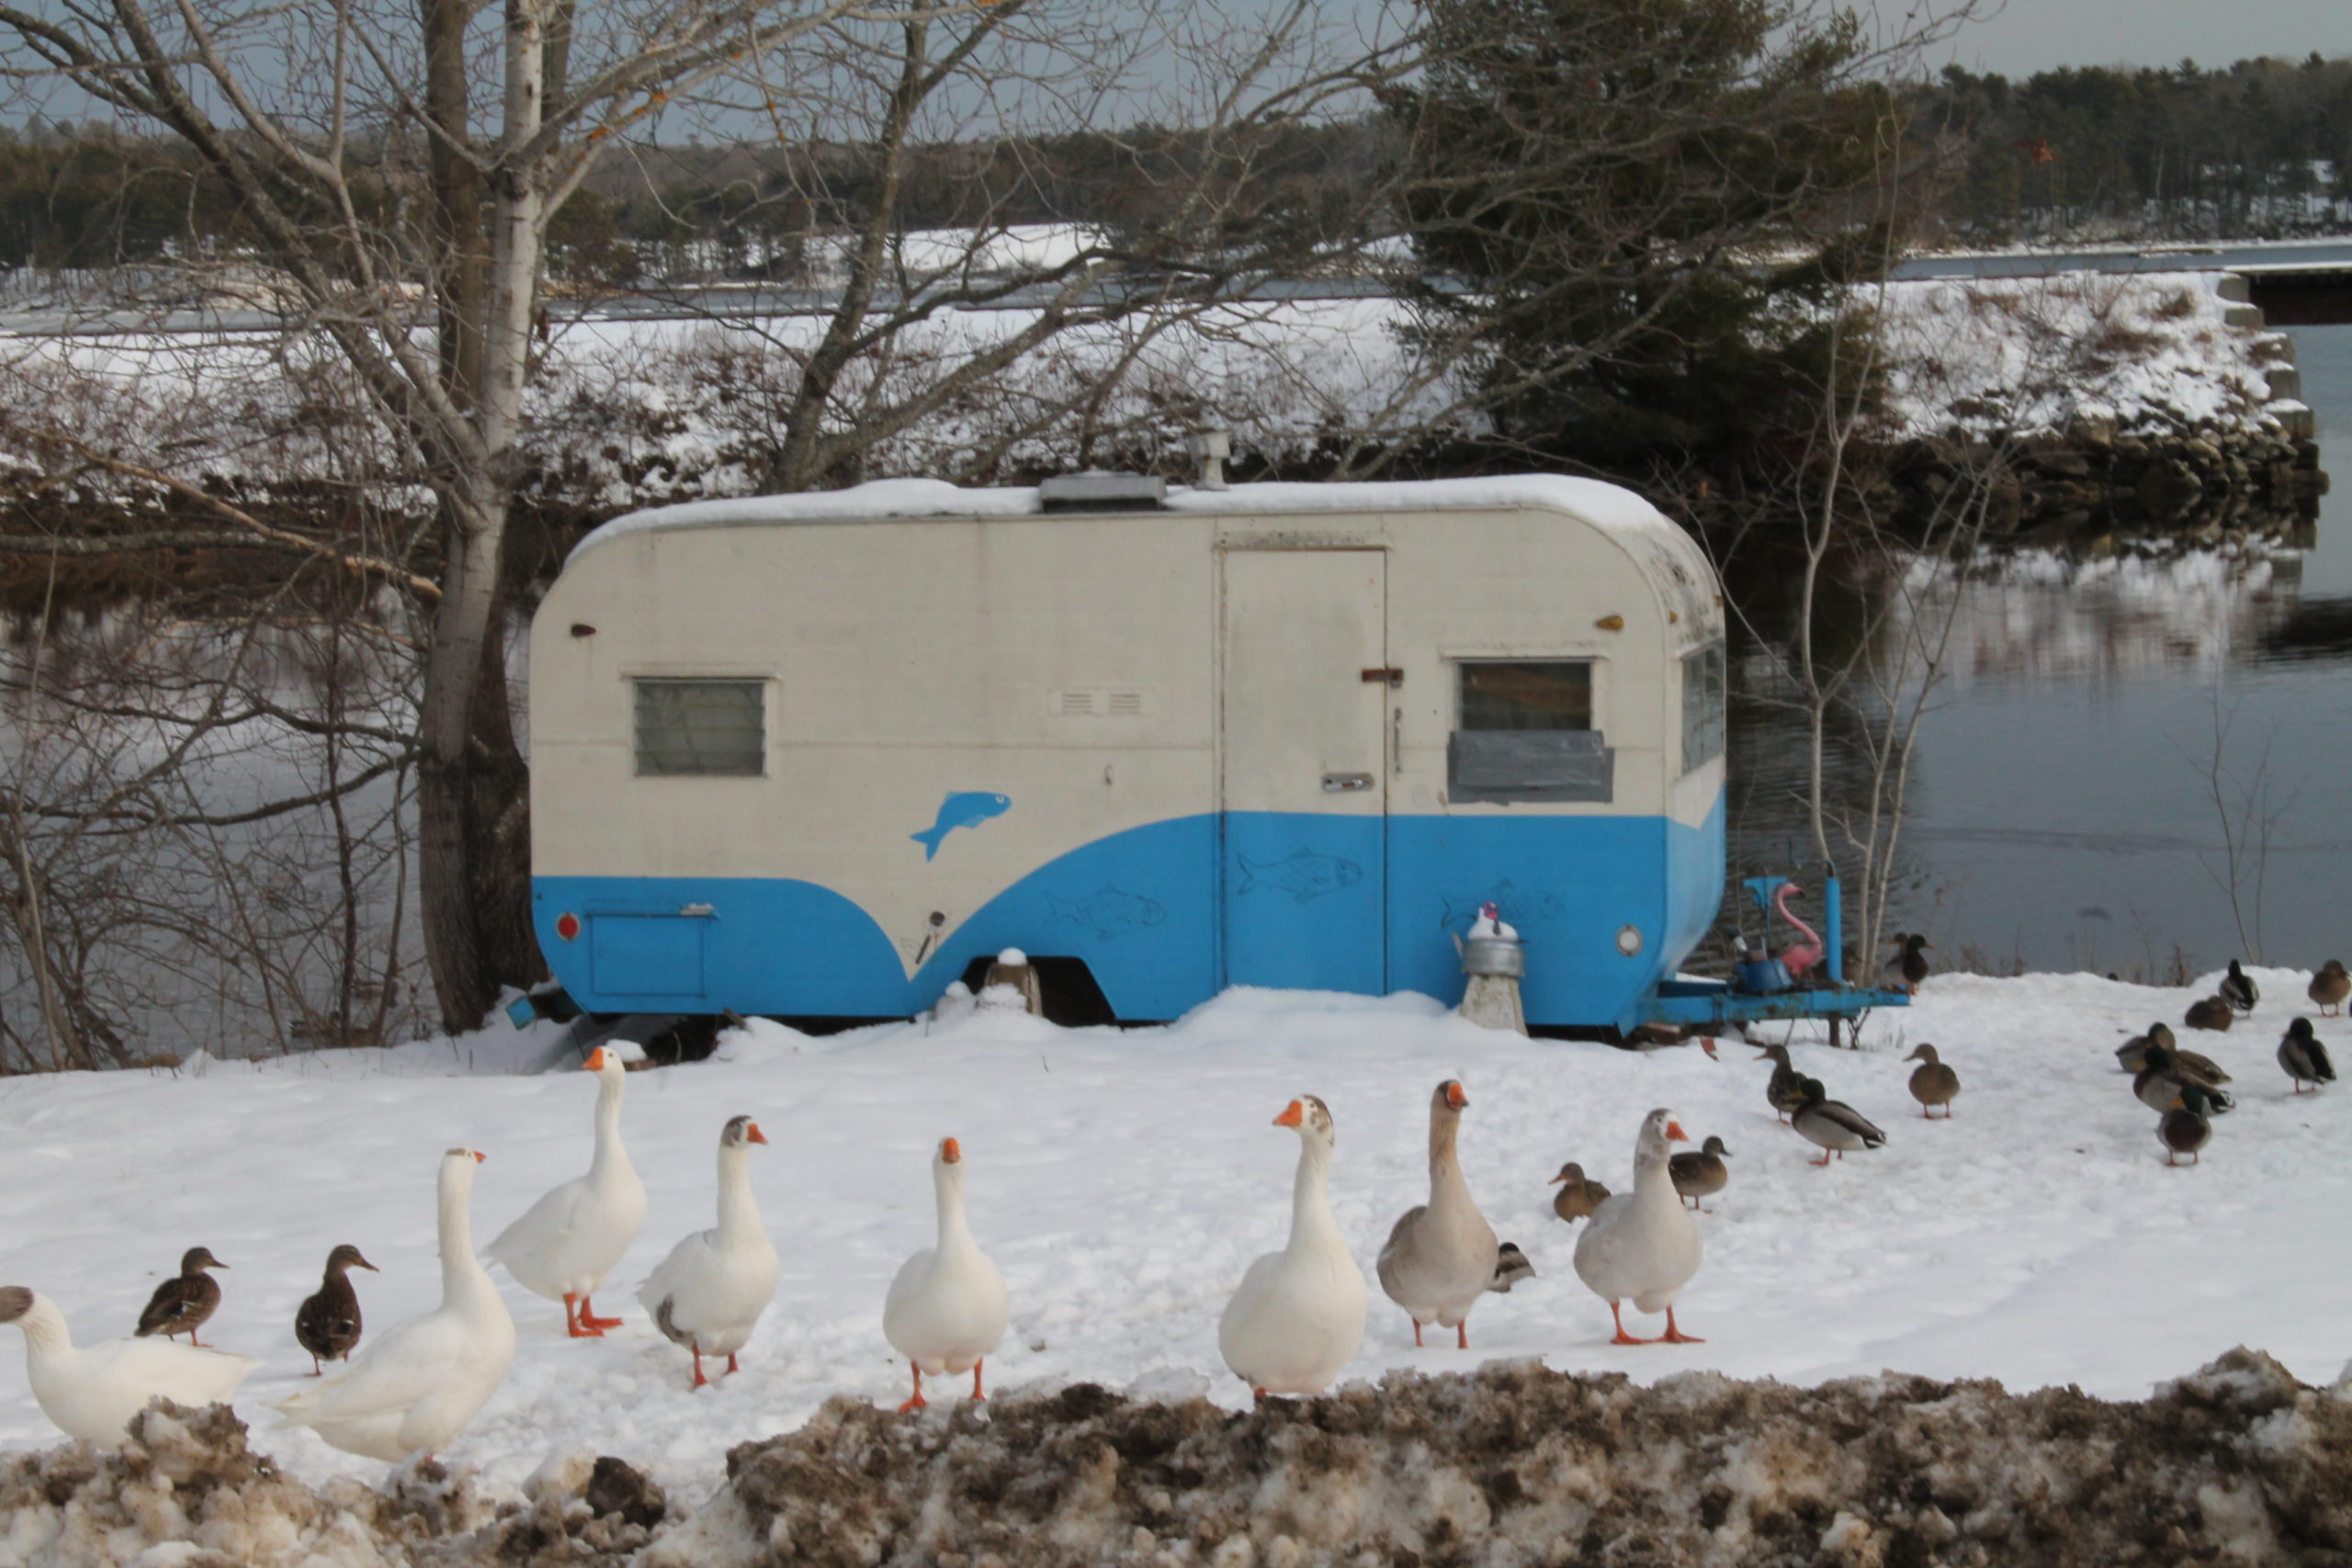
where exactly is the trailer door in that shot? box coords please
[1218,548,1388,994]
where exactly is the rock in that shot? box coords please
[586,1454,668,1529]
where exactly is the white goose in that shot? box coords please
[1572,1108,1704,1346]
[1218,1095,1367,1397]
[1376,1078,1499,1349]
[483,1046,648,1337]
[276,1148,516,1462]
[883,1136,1009,1412]
[638,1115,781,1390]
[0,1287,251,1446]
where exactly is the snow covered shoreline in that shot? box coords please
[1,968,2347,1522]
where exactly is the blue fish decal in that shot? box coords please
[910,792,1012,860]
[1236,850,1363,904]
[1047,887,1170,940]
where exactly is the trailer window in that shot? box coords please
[634,679,765,776]
[1457,661,1593,731]
[1681,642,1725,773]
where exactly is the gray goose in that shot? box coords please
[1905,1043,1962,1118]
[2278,1018,2336,1095]
[1376,1079,1499,1348]
[1792,1079,1886,1166]
[134,1247,226,1347]
[295,1245,379,1375]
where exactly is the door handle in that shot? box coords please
[1322,773,1375,793]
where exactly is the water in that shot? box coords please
[1729,323,2352,978]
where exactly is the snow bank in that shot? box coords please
[6,1350,2347,1566]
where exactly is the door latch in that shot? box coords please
[1322,773,1375,793]
[1361,667,1404,687]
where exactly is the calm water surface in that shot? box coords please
[1731,323,2352,977]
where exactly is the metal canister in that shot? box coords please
[1460,931,1527,979]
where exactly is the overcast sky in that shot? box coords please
[1942,0,2352,78]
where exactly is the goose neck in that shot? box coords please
[14,1297,71,1359]
[588,1075,631,1181]
[933,1163,975,1252]
[438,1166,486,1300]
[1426,1110,1470,1206]
[716,1145,763,1242]
[1285,1135,1343,1254]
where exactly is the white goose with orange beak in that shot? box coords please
[882,1136,1009,1412]
[482,1046,649,1337]
[638,1115,782,1389]
[1571,1108,1704,1346]
[1218,1095,1367,1397]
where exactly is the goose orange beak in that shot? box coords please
[582,1047,605,1071]
[471,1150,486,1163]
[747,1122,770,1145]
[1273,1100,1305,1127]
[1444,1081,1467,1110]
[1665,1120,1690,1143]
[941,1136,962,1164]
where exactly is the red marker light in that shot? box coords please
[555,912,582,942]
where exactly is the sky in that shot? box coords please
[1941,0,2352,79]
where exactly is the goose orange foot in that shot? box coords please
[898,1365,926,1415]
[578,1295,624,1330]
[1608,1303,1655,1346]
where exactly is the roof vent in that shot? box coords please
[1038,471,1166,513]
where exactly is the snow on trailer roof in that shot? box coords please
[566,474,1691,566]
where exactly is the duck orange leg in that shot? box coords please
[1810,1149,1834,1167]
[563,1292,604,1337]
[898,1364,926,1414]
[971,1359,987,1401]
[579,1294,624,1330]
[1660,1306,1703,1344]
[1608,1302,1654,1346]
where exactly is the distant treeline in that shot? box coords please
[1914,54,2352,241]
[3,52,2347,279]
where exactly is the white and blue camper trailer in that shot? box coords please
[526,474,1744,1032]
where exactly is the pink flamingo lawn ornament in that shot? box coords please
[1773,883,1825,980]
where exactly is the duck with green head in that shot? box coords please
[2278,1017,2336,1095]
[1792,1079,1886,1167]
[2134,1042,2234,1115]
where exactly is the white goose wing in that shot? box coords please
[482,1177,594,1264]
[77,1337,252,1404]
[276,1308,474,1423]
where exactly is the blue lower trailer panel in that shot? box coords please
[534,802,1726,1032]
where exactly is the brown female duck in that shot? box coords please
[1668,1136,1731,1210]
[1753,1043,1809,1122]
[2184,995,2234,1032]
[134,1247,226,1347]
[2311,960,2350,1018]
[1548,1162,1611,1223]
[295,1245,379,1374]
[2134,1043,2234,1114]
[1905,1043,1961,1118]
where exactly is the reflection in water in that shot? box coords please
[1726,322,2351,978]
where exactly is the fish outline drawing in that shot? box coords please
[1046,886,1170,940]
[910,792,1012,860]
[1235,849,1364,904]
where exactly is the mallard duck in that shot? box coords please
[1753,1043,1808,1122]
[884,1135,1009,1411]
[2278,1017,2336,1095]
[1668,1136,1731,1211]
[295,1246,377,1375]
[1487,1242,1536,1293]
[1548,1163,1611,1223]
[1905,1044,1961,1119]
[134,1248,226,1348]
[1,1288,251,1446]
[1792,1079,1887,1165]
[275,1149,515,1463]
[2160,1086,2214,1167]
[1894,933,1933,992]
[2220,961,2258,1014]
[639,1116,781,1390]
[1572,1109,1703,1344]
[2115,1021,2177,1074]
[2184,995,2234,1032]
[483,1046,648,1337]
[2311,960,2350,1018]
[1377,1080,1499,1350]
[2134,1043,2234,1114]
[1219,1096,1367,1397]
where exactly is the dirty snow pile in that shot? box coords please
[2,968,2351,1542]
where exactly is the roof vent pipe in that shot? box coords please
[1186,429,1232,491]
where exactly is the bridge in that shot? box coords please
[1893,240,2352,325]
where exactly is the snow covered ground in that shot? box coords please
[0,967,2346,1509]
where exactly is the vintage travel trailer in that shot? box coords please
[526,473,1736,1032]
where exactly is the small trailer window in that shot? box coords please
[1458,661,1593,731]
[1681,642,1725,773]
[634,679,765,776]
[1449,660,1611,803]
